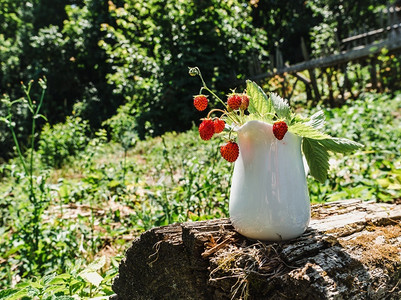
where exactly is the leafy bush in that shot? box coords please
[307,92,401,202]
[103,104,137,149]
[0,1,120,159]
[100,0,269,138]
[307,0,387,58]
[0,0,396,161]
[0,256,119,298]
[377,48,401,92]
[38,116,90,168]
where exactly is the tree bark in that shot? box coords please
[111,199,401,299]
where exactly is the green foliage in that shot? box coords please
[307,0,387,57]
[0,92,400,293]
[0,0,121,159]
[309,23,338,57]
[60,1,120,127]
[308,92,401,202]
[102,105,138,182]
[270,93,291,122]
[0,256,118,299]
[100,0,268,137]
[38,116,90,168]
[0,79,57,283]
[249,0,319,64]
[0,0,396,162]
[302,137,363,183]
[0,0,25,39]
[319,138,365,154]
[102,105,137,150]
[228,78,362,183]
[377,48,401,92]
[289,123,330,140]
[303,138,330,183]
[1,0,400,295]
[246,80,274,120]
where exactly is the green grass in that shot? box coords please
[310,92,401,202]
[0,92,400,297]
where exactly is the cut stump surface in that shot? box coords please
[112,199,401,299]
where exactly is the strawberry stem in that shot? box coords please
[206,109,226,119]
[192,67,244,127]
[200,86,227,108]
[228,128,235,141]
[192,67,226,108]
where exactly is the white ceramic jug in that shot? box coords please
[229,120,310,241]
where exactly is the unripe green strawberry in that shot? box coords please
[240,94,249,110]
[193,94,208,111]
[273,121,288,140]
[188,67,199,76]
[220,141,239,162]
[227,94,242,110]
[213,118,225,133]
[199,119,215,140]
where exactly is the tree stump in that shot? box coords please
[111,199,401,299]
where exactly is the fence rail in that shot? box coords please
[248,2,401,103]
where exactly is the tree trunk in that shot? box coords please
[111,199,401,299]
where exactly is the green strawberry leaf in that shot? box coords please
[246,80,274,120]
[289,122,331,140]
[0,288,29,300]
[290,113,307,125]
[78,270,104,287]
[302,136,363,183]
[270,92,291,122]
[319,138,364,153]
[302,138,330,183]
[85,255,106,271]
[306,110,326,130]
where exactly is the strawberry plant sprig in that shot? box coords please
[0,78,48,266]
[189,67,364,182]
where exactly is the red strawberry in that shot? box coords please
[227,94,242,110]
[199,119,215,140]
[193,95,208,111]
[220,141,239,162]
[272,121,288,140]
[213,118,225,133]
[240,94,249,110]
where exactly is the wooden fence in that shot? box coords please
[250,2,401,103]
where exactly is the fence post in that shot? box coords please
[301,37,320,101]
